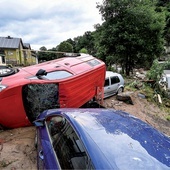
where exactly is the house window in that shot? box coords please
[7,51,13,55]
[2,56,5,63]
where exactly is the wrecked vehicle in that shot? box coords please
[158,71,170,99]
[34,108,170,170]
[0,54,106,128]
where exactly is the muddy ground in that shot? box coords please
[0,126,37,169]
[0,91,170,169]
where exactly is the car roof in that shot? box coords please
[39,108,170,169]
[105,71,121,78]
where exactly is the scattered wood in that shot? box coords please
[157,94,162,104]
[134,82,143,89]
[153,94,162,104]
[141,79,156,84]
[165,102,170,107]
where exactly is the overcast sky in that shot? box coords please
[0,0,103,50]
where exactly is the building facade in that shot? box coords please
[0,36,37,66]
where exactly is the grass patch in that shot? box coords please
[124,78,155,102]
[124,77,170,120]
[166,115,170,121]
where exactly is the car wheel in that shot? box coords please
[117,87,123,94]
[0,67,15,77]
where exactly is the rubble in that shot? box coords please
[116,92,134,105]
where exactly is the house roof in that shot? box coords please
[0,36,22,49]
[23,43,31,49]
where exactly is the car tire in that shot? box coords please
[117,87,123,94]
[0,68,15,77]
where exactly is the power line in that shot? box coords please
[20,49,79,55]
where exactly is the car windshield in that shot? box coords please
[22,83,59,122]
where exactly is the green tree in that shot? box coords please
[79,48,88,54]
[57,41,73,52]
[146,59,164,82]
[37,46,48,62]
[47,47,57,60]
[74,31,96,55]
[96,0,166,75]
[66,38,76,52]
[156,0,170,46]
[57,41,73,58]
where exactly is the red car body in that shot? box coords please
[0,54,106,128]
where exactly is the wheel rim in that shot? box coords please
[118,87,123,94]
[0,68,15,77]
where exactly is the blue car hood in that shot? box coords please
[67,109,170,169]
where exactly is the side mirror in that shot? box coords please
[36,69,47,76]
[33,118,45,127]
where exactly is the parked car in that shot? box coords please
[104,71,124,98]
[0,54,105,128]
[34,108,170,170]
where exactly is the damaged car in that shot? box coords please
[34,108,170,170]
[0,54,106,128]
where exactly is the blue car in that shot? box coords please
[34,108,170,170]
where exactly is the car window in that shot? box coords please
[104,78,110,87]
[44,70,73,80]
[87,59,101,67]
[46,116,94,170]
[110,76,120,85]
[29,70,73,80]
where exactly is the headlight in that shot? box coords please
[0,85,7,92]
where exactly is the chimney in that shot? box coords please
[6,36,12,39]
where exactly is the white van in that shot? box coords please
[104,71,125,98]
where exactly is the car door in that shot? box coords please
[36,128,59,169]
[104,76,120,98]
[110,76,120,94]
[104,77,112,97]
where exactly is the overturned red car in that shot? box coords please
[0,54,106,128]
